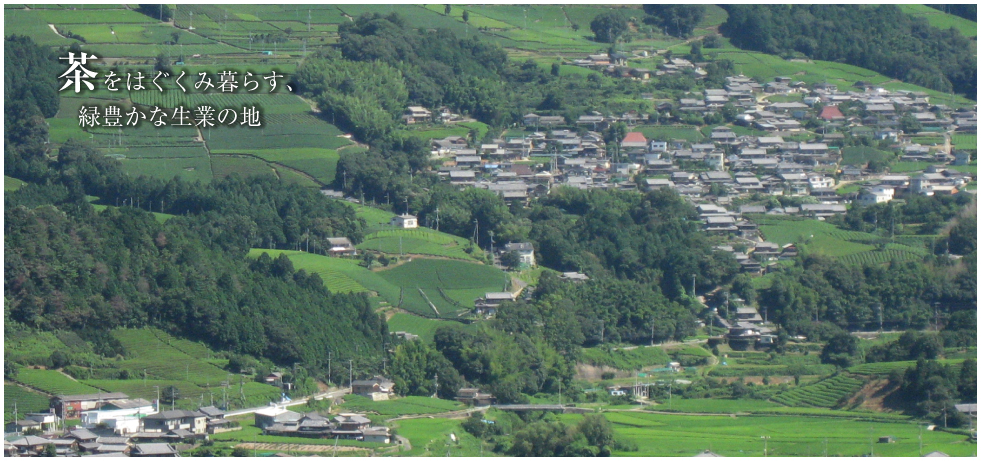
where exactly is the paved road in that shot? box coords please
[225,388,350,417]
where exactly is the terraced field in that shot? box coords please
[13,369,103,396]
[111,329,234,386]
[377,259,508,318]
[358,228,483,261]
[848,359,966,376]
[4,384,52,422]
[247,249,384,295]
[770,374,865,408]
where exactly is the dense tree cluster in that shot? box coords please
[757,255,976,335]
[136,4,172,22]
[589,10,629,44]
[720,5,977,97]
[892,359,976,426]
[4,36,387,374]
[832,194,975,237]
[643,5,706,38]
[5,36,59,169]
[5,184,387,368]
[293,49,408,141]
[530,187,739,298]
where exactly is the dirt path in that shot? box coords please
[48,24,67,39]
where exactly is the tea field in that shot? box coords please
[10,368,102,396]
[4,384,52,422]
[584,411,974,457]
[770,374,866,408]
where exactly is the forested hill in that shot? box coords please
[719,4,977,98]
[3,35,387,371]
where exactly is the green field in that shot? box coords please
[580,346,672,371]
[951,134,977,151]
[358,228,484,261]
[652,398,781,414]
[341,202,398,230]
[121,156,214,184]
[848,359,966,376]
[339,394,465,416]
[247,249,405,301]
[4,384,52,423]
[771,374,866,408]
[111,329,234,386]
[211,147,340,185]
[635,125,704,143]
[756,216,875,257]
[841,146,894,166]
[377,259,509,318]
[5,176,27,192]
[13,368,103,396]
[210,422,385,448]
[899,4,978,38]
[387,313,473,342]
[393,416,483,457]
[890,161,934,173]
[211,155,277,180]
[590,411,973,457]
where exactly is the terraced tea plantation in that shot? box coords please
[848,359,966,376]
[4,384,52,421]
[12,369,103,396]
[771,374,865,408]
[358,228,484,261]
[378,258,509,318]
[41,328,280,410]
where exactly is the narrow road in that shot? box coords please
[225,388,349,417]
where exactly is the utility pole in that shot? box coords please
[691,274,696,299]
[153,385,161,412]
[349,360,353,393]
[327,351,332,386]
[761,435,770,457]
[434,372,439,398]
[878,305,883,332]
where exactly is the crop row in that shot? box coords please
[837,249,921,266]
[4,384,53,420]
[13,368,103,396]
[111,329,232,387]
[848,359,965,375]
[771,375,864,408]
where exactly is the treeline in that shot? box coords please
[7,140,367,253]
[831,193,974,237]
[720,5,977,97]
[751,255,976,336]
[927,4,977,21]
[893,358,976,427]
[5,145,387,371]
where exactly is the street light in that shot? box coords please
[761,435,770,457]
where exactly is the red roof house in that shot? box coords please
[818,105,845,121]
